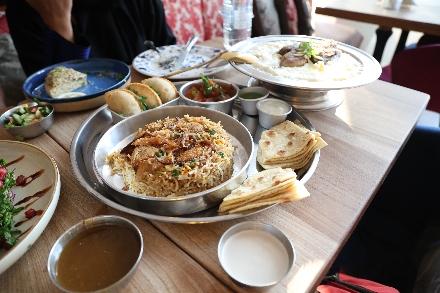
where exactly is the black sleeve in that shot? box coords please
[6,0,177,76]
[6,0,46,76]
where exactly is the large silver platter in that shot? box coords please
[70,102,319,223]
[229,35,382,91]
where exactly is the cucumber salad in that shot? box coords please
[3,105,52,128]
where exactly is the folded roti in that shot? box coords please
[258,121,315,161]
[218,168,310,214]
[223,184,310,214]
[220,168,297,204]
[218,183,306,213]
[257,119,327,170]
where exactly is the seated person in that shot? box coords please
[6,0,176,77]
[328,125,440,292]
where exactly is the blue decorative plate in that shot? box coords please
[22,58,131,112]
[132,45,229,80]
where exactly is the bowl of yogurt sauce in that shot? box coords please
[256,98,292,129]
[218,221,295,288]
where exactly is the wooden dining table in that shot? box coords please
[0,37,430,293]
[315,0,440,63]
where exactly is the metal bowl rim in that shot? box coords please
[93,105,254,202]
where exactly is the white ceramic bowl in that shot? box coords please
[218,221,295,288]
[0,141,60,275]
[238,86,269,115]
[256,98,292,129]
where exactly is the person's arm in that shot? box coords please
[25,0,74,43]
[6,0,90,76]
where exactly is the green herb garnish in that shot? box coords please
[207,129,216,135]
[0,161,24,249]
[15,135,24,141]
[128,88,138,95]
[171,168,181,177]
[218,151,225,158]
[200,73,213,96]
[299,40,316,59]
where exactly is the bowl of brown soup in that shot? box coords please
[47,215,143,293]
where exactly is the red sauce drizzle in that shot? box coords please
[14,210,43,227]
[19,169,45,187]
[17,227,32,238]
[14,185,52,206]
[5,155,24,167]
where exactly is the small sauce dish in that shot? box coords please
[256,98,292,129]
[218,221,295,289]
[47,215,143,293]
[238,86,269,116]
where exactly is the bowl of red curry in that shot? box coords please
[179,74,239,114]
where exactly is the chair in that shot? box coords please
[379,44,440,114]
[253,0,363,48]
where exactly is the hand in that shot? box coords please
[26,0,74,43]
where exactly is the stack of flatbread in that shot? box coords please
[257,120,327,170]
[218,168,309,214]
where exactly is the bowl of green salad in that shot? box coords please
[0,101,54,140]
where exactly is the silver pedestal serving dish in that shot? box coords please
[230,35,382,111]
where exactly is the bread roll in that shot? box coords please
[104,89,142,117]
[141,77,178,103]
[125,83,162,109]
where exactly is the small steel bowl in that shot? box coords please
[47,215,143,293]
[238,86,269,116]
[0,102,54,139]
[218,221,295,289]
[179,79,239,114]
[256,98,292,129]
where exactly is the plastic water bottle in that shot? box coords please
[221,0,254,51]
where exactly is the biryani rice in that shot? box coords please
[107,115,235,197]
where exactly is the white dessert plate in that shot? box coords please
[132,45,229,80]
[0,141,60,275]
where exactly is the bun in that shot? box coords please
[104,89,142,117]
[141,77,178,103]
[125,83,162,109]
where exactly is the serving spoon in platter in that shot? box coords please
[162,51,259,78]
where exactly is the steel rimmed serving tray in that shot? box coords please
[70,102,320,223]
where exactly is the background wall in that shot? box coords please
[315,15,423,67]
